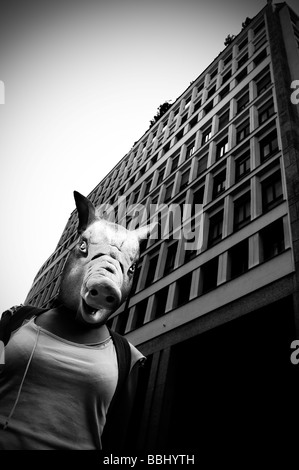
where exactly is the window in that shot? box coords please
[202,127,212,144]
[260,130,278,162]
[189,115,198,129]
[262,172,283,212]
[157,167,165,186]
[218,109,229,130]
[208,211,223,246]
[153,287,169,318]
[236,119,250,143]
[216,137,229,160]
[235,151,250,181]
[181,114,188,125]
[210,68,218,80]
[219,85,230,100]
[163,142,170,155]
[256,70,271,95]
[234,193,251,230]
[144,180,152,195]
[139,166,146,177]
[213,171,226,198]
[144,253,159,286]
[185,97,191,109]
[207,85,216,99]
[133,299,148,330]
[235,68,248,84]
[184,246,197,263]
[180,169,190,190]
[171,155,179,172]
[258,99,275,125]
[193,100,201,112]
[151,193,159,205]
[201,257,218,294]
[230,239,249,279]
[186,141,195,159]
[192,187,204,217]
[238,53,248,69]
[223,53,232,67]
[254,34,267,52]
[238,37,248,51]
[164,182,174,203]
[204,101,213,115]
[164,241,178,275]
[176,129,184,142]
[237,91,249,113]
[254,20,265,36]
[131,191,140,204]
[152,155,157,166]
[222,70,232,85]
[175,272,193,307]
[260,219,285,261]
[254,48,267,67]
[196,154,208,177]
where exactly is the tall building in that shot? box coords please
[25,1,299,453]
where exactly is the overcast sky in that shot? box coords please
[0,0,298,313]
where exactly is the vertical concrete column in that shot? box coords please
[232,45,238,74]
[125,307,136,334]
[197,130,203,149]
[248,233,262,268]
[199,211,209,252]
[164,154,173,178]
[248,79,255,103]
[203,173,213,205]
[156,243,167,280]
[178,143,186,167]
[251,136,260,169]
[230,97,237,120]
[189,154,198,185]
[204,73,210,88]
[226,155,235,188]
[223,195,234,237]
[216,72,222,90]
[180,143,187,164]
[248,41,255,59]
[176,237,186,268]
[165,282,176,312]
[218,58,224,74]
[218,251,229,285]
[228,122,236,150]
[190,268,201,299]
[251,175,263,219]
[211,113,219,136]
[137,254,150,291]
[250,103,258,132]
[282,214,292,250]
[144,295,155,323]
[194,129,201,151]
[173,169,181,198]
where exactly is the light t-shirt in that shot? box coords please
[0,317,144,450]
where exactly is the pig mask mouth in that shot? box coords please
[76,277,122,325]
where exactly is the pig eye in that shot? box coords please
[79,239,88,253]
[128,263,136,275]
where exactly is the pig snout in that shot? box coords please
[83,276,122,311]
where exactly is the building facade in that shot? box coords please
[25,1,299,452]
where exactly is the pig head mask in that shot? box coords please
[58,191,154,326]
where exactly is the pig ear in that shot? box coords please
[74,191,97,234]
[134,222,158,242]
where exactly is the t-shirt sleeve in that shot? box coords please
[129,343,146,372]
